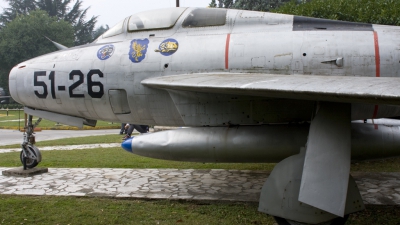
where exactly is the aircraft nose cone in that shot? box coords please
[8,66,21,103]
[121,137,133,152]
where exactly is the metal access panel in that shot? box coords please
[108,89,131,114]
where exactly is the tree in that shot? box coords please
[273,0,400,26]
[36,0,97,45]
[209,0,298,11]
[92,24,109,40]
[0,0,97,45]
[0,0,36,26]
[209,0,400,26]
[0,10,74,92]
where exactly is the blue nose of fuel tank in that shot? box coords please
[121,137,133,152]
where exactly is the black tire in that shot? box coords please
[274,217,291,225]
[20,146,39,169]
[330,215,349,225]
[274,215,349,225]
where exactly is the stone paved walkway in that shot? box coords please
[1,167,400,205]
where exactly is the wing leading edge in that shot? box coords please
[142,73,400,105]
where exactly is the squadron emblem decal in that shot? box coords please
[129,39,149,63]
[155,38,179,56]
[97,45,115,60]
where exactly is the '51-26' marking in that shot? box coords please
[34,69,104,99]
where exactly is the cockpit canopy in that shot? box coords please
[101,7,227,39]
[128,8,186,31]
[182,8,226,28]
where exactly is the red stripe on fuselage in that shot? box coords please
[372,31,380,127]
[225,34,231,70]
[373,31,380,77]
[372,105,379,119]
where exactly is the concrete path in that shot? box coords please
[0,143,120,153]
[1,167,400,205]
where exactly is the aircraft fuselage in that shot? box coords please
[9,8,400,126]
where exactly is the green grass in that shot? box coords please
[351,158,400,172]
[0,148,276,170]
[0,110,118,129]
[1,147,399,172]
[0,196,274,225]
[1,134,400,172]
[0,195,399,225]
[0,134,122,149]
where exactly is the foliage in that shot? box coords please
[273,0,400,26]
[0,102,22,109]
[0,0,97,45]
[72,8,97,45]
[0,69,8,94]
[92,24,109,41]
[209,0,302,11]
[0,10,74,70]
[0,0,36,24]
[209,0,400,26]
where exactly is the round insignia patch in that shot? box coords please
[97,45,115,60]
[155,38,179,56]
[129,39,149,63]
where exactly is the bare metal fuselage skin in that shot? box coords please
[9,8,400,127]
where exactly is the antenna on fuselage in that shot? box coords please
[176,0,179,7]
[44,36,68,50]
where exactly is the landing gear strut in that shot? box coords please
[20,115,42,169]
[259,102,365,224]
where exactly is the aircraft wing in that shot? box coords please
[142,73,400,105]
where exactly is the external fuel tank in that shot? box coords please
[122,123,400,163]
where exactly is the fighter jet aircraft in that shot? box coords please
[0,87,10,104]
[8,7,400,224]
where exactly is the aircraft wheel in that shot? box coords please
[274,215,349,225]
[20,145,40,169]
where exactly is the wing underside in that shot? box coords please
[142,73,400,105]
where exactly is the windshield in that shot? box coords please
[102,19,125,38]
[182,8,227,28]
[128,8,187,31]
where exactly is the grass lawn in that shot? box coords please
[0,196,399,225]
[0,110,119,129]
[0,196,273,225]
[0,147,276,170]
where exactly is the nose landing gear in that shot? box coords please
[20,115,42,170]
